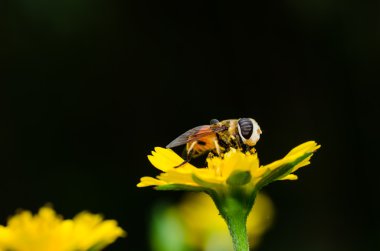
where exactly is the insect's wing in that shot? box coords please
[166,125,215,148]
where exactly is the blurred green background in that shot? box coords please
[1,0,379,250]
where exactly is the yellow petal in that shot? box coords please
[286,141,320,157]
[148,147,194,172]
[252,166,269,178]
[158,171,200,186]
[207,149,259,181]
[71,212,125,250]
[0,207,124,251]
[192,168,225,185]
[137,177,167,187]
[279,174,298,180]
[262,141,320,172]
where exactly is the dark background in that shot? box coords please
[1,0,379,250]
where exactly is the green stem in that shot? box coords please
[213,195,251,251]
[208,188,256,251]
[224,210,249,251]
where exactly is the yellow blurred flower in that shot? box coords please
[178,192,274,251]
[138,141,320,191]
[0,206,125,251]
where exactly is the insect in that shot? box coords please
[166,118,262,164]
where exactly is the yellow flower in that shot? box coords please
[140,140,320,251]
[0,206,126,251]
[137,141,320,191]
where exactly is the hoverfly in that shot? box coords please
[166,118,262,164]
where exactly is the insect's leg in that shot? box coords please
[238,135,249,152]
[173,157,192,168]
[181,147,188,159]
[213,139,221,156]
[174,141,196,168]
[187,141,197,156]
[234,134,243,150]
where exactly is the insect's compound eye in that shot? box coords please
[238,118,261,146]
[238,118,253,139]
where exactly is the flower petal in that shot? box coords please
[137,177,167,187]
[254,141,320,188]
[157,170,200,186]
[0,207,124,251]
[279,174,298,180]
[148,147,194,172]
[286,141,320,157]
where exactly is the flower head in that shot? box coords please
[138,141,320,192]
[139,140,320,250]
[0,206,125,251]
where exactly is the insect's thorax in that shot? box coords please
[215,120,240,150]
